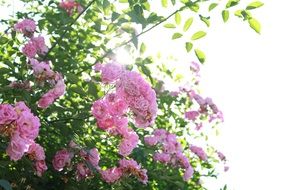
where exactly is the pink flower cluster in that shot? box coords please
[52,141,100,181]
[144,129,194,181]
[0,102,47,176]
[216,150,229,172]
[100,158,148,184]
[14,19,36,37]
[14,19,66,109]
[53,141,148,184]
[189,145,207,161]
[91,93,138,157]
[94,61,157,128]
[59,0,83,16]
[185,90,224,130]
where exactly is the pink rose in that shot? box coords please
[22,42,37,58]
[35,160,47,177]
[100,167,122,183]
[6,132,31,161]
[185,111,199,121]
[183,166,194,181]
[16,111,40,140]
[76,163,91,181]
[144,136,159,146]
[14,19,36,36]
[0,104,17,125]
[38,92,55,109]
[52,149,73,171]
[28,142,45,161]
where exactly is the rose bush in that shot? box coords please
[0,0,262,189]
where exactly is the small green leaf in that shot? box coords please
[0,179,12,190]
[65,73,80,84]
[183,17,194,32]
[226,0,240,8]
[161,0,168,7]
[175,12,181,25]
[0,36,9,44]
[164,23,176,28]
[171,0,176,5]
[248,18,261,33]
[222,10,230,22]
[70,86,86,96]
[172,33,183,39]
[246,1,264,10]
[234,10,243,18]
[185,42,193,52]
[209,3,218,11]
[199,15,210,27]
[140,43,146,54]
[194,49,206,63]
[191,31,207,40]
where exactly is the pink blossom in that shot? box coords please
[29,59,54,79]
[224,166,229,172]
[51,79,66,97]
[217,151,226,161]
[176,151,190,169]
[100,167,122,183]
[6,132,31,161]
[76,163,92,181]
[153,152,171,164]
[14,101,31,114]
[22,42,37,58]
[118,132,139,156]
[14,19,36,36]
[59,0,83,16]
[35,160,47,177]
[100,61,124,83]
[144,136,159,146]
[87,148,100,168]
[28,142,45,161]
[185,111,199,121]
[0,104,17,125]
[52,149,73,171]
[97,117,115,130]
[16,111,40,140]
[31,36,48,55]
[190,145,208,161]
[183,166,194,181]
[91,100,108,119]
[38,92,55,109]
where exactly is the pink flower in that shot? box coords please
[51,79,66,97]
[99,61,124,83]
[29,59,54,79]
[14,19,36,36]
[28,142,45,161]
[91,100,108,119]
[16,111,40,140]
[87,148,100,168]
[217,151,226,161]
[119,132,139,156]
[59,0,83,16]
[190,145,208,161]
[6,132,31,161]
[144,136,159,146]
[153,152,171,164]
[52,149,73,171]
[22,42,37,58]
[176,151,190,169]
[100,167,122,183]
[0,104,17,125]
[76,163,92,181]
[224,166,229,172]
[185,111,199,121]
[14,101,31,113]
[183,166,194,181]
[35,160,47,177]
[31,36,48,55]
[97,117,115,130]
[38,92,55,109]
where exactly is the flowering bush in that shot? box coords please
[0,0,262,189]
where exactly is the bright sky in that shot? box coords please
[1,0,285,189]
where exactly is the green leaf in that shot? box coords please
[226,0,240,8]
[194,49,206,63]
[172,33,183,39]
[183,17,193,32]
[0,36,9,44]
[171,0,176,5]
[161,0,168,7]
[248,18,261,33]
[70,85,86,96]
[140,43,146,54]
[88,82,99,98]
[234,10,243,18]
[175,12,181,25]
[209,3,218,11]
[164,23,176,28]
[246,1,264,10]
[191,31,207,40]
[185,42,193,52]
[222,10,230,22]
[65,73,80,84]
[199,15,210,27]
[0,179,12,190]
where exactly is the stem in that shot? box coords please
[43,0,97,60]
